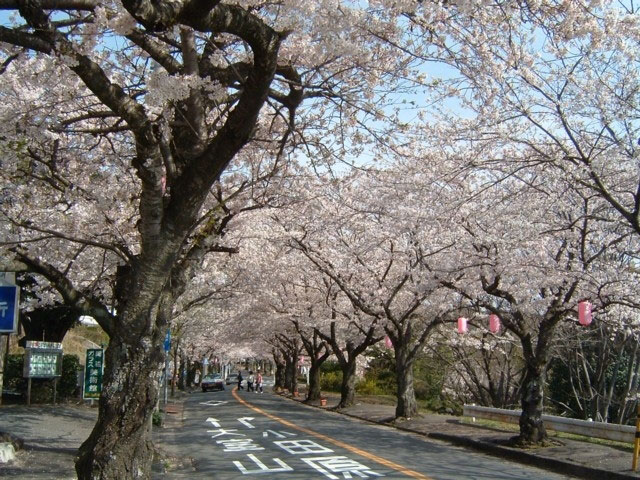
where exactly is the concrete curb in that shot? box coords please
[0,443,15,463]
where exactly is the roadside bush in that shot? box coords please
[4,354,26,392]
[59,354,81,397]
[3,353,80,402]
[320,361,342,392]
[360,345,463,414]
[153,410,163,426]
[355,377,382,395]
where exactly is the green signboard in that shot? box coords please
[23,342,63,378]
[83,348,104,399]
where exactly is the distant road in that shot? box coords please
[156,388,576,479]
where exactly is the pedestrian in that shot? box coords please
[247,371,255,392]
[237,371,244,390]
[255,370,263,394]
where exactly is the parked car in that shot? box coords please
[226,373,242,386]
[201,373,225,392]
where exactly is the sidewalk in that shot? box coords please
[1,392,639,479]
[0,403,97,479]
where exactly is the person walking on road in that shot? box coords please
[237,371,244,390]
[255,371,263,393]
[247,371,255,392]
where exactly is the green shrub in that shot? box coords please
[4,354,27,392]
[4,353,81,402]
[320,371,342,392]
[59,354,81,397]
[153,410,163,426]
[355,377,381,395]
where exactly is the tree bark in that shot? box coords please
[337,359,358,409]
[284,356,293,392]
[307,362,322,401]
[394,344,418,418]
[518,365,547,444]
[76,330,164,479]
[272,349,286,391]
[289,356,299,394]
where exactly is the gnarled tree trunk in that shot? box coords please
[394,343,418,418]
[518,365,547,444]
[338,359,358,409]
[273,349,286,391]
[76,329,164,479]
[307,362,322,401]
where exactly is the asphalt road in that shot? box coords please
[157,389,576,480]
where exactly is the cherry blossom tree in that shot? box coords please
[280,166,471,418]
[433,327,523,409]
[439,159,639,443]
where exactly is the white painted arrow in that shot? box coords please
[199,400,228,406]
[206,417,221,428]
[238,417,255,429]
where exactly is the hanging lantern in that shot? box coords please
[489,314,501,334]
[457,317,468,334]
[578,301,592,326]
[384,335,393,349]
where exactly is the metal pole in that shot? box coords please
[163,355,169,406]
[632,403,640,471]
[0,334,7,406]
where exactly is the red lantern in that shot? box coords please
[457,317,468,334]
[489,314,501,333]
[384,336,393,349]
[578,301,592,326]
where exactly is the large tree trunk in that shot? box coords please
[289,357,299,394]
[76,329,164,479]
[306,362,322,402]
[395,344,418,418]
[337,360,357,409]
[284,356,294,392]
[518,365,547,444]
[273,350,286,391]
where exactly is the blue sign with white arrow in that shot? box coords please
[164,329,171,352]
[0,285,19,333]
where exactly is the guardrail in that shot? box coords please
[463,404,636,443]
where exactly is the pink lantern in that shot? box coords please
[489,314,501,334]
[384,335,393,349]
[578,301,592,326]
[457,317,468,334]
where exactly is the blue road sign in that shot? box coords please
[164,329,171,352]
[0,285,18,333]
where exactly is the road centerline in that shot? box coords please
[232,388,433,480]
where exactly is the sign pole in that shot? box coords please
[633,403,640,471]
[164,355,169,406]
[27,378,31,406]
[163,329,170,406]
[0,334,6,406]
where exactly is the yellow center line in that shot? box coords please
[232,388,433,480]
